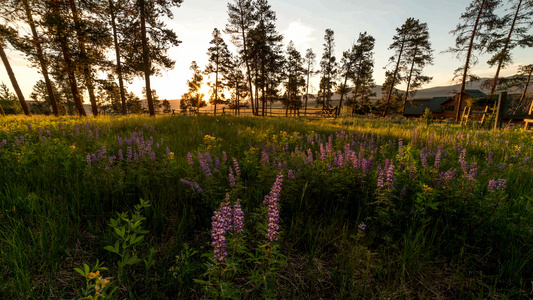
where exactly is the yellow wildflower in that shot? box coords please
[169,152,174,160]
[70,145,76,150]
[88,270,99,279]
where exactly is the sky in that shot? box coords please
[1,0,531,101]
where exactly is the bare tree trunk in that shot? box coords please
[214,56,219,116]
[403,45,419,115]
[305,61,311,116]
[0,102,5,116]
[0,42,31,116]
[109,0,127,115]
[456,0,486,121]
[337,70,350,117]
[383,38,405,117]
[491,0,521,94]
[140,0,155,116]
[22,0,59,116]
[68,0,98,116]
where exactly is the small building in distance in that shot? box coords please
[404,89,486,119]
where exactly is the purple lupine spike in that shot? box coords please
[214,157,220,170]
[459,149,468,173]
[409,164,415,179]
[126,147,133,162]
[233,158,241,177]
[288,169,295,179]
[264,173,283,242]
[133,151,139,161]
[376,166,384,189]
[193,182,202,193]
[199,157,212,177]
[91,154,97,164]
[118,149,123,161]
[86,154,92,166]
[229,167,236,187]
[420,149,429,168]
[385,163,395,187]
[211,208,228,262]
[434,146,442,170]
[466,162,477,182]
[261,151,269,165]
[222,151,227,162]
[488,179,506,192]
[488,151,494,166]
[232,200,244,234]
[187,152,194,166]
[118,137,123,147]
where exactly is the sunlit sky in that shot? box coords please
[1,0,531,101]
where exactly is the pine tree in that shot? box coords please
[401,20,434,113]
[247,0,283,116]
[349,32,375,114]
[0,29,31,116]
[283,41,305,116]
[180,61,206,114]
[317,29,337,110]
[383,18,433,116]
[205,28,232,116]
[303,48,316,115]
[223,55,248,115]
[486,0,533,94]
[136,0,183,116]
[449,0,501,121]
[225,0,256,115]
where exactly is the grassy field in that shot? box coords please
[0,114,532,299]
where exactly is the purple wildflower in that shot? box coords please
[187,152,194,166]
[232,200,244,234]
[488,151,494,166]
[488,179,506,192]
[233,158,241,177]
[211,203,229,262]
[376,166,384,189]
[261,150,269,165]
[264,173,283,242]
[288,169,295,180]
[222,151,227,162]
[434,146,442,170]
[358,222,366,231]
[229,167,236,187]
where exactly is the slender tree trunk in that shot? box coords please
[305,62,310,116]
[523,71,532,115]
[0,42,31,115]
[337,68,350,117]
[109,0,127,115]
[68,0,98,116]
[22,0,59,116]
[58,37,86,116]
[383,38,405,117]
[214,56,219,116]
[491,0,521,94]
[456,0,486,121]
[239,22,255,116]
[0,102,4,116]
[140,0,155,116]
[403,45,419,115]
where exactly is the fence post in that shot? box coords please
[493,92,507,130]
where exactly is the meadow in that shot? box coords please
[0,114,532,299]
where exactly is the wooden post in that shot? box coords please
[493,92,507,130]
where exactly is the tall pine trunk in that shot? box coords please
[22,0,59,116]
[456,0,486,121]
[383,38,405,117]
[108,0,127,115]
[68,0,98,116]
[403,45,419,115]
[337,69,350,117]
[0,102,4,116]
[0,42,31,116]
[304,62,310,116]
[52,0,85,116]
[140,0,155,116]
[490,0,521,94]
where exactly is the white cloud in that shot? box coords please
[281,20,315,52]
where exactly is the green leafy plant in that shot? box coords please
[104,199,153,282]
[74,260,116,299]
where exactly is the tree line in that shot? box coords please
[1,0,532,120]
